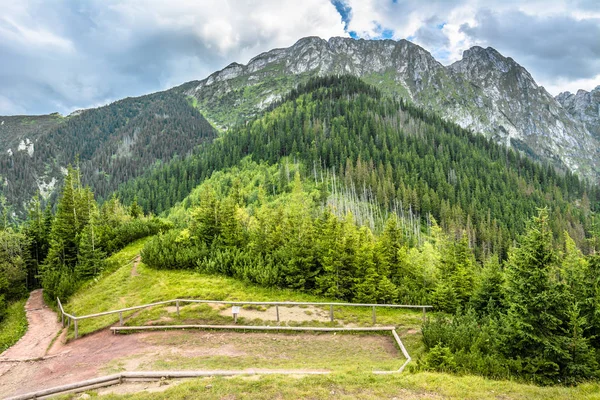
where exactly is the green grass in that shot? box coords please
[101,329,403,374]
[0,300,28,352]
[64,239,424,339]
[87,372,600,400]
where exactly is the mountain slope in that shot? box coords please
[1,36,598,214]
[0,90,215,214]
[0,113,64,154]
[556,86,600,140]
[118,76,596,256]
[184,37,600,179]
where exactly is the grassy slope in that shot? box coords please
[65,239,424,338]
[65,240,600,399]
[0,300,28,352]
[95,372,600,400]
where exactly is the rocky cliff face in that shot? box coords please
[185,37,600,180]
[449,46,597,175]
[556,87,600,141]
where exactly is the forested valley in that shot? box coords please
[2,76,600,384]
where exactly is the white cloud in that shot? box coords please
[544,74,600,96]
[0,95,25,115]
[0,0,346,115]
[0,0,599,114]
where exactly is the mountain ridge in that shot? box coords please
[185,36,599,179]
[0,36,598,215]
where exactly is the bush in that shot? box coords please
[421,308,511,379]
[422,343,457,372]
[141,230,207,269]
[41,267,80,303]
[104,217,173,255]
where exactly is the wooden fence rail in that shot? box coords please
[57,297,433,339]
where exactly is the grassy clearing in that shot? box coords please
[65,239,424,338]
[101,330,402,374]
[0,300,28,352]
[88,372,600,400]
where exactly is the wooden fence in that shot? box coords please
[57,297,433,339]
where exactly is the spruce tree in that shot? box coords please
[503,209,569,383]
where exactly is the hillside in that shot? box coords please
[0,113,64,154]
[1,37,599,215]
[184,37,600,179]
[0,90,215,216]
[118,76,598,256]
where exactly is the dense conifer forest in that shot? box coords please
[0,90,215,215]
[2,76,600,385]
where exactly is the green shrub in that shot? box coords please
[0,300,28,351]
[141,230,207,270]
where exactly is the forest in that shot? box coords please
[1,76,600,385]
[0,90,215,216]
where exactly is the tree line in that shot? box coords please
[118,76,599,260]
[0,165,171,319]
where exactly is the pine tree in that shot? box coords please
[23,194,49,289]
[503,208,569,383]
[470,256,504,315]
[129,196,143,219]
[75,193,104,280]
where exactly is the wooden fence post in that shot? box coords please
[119,312,123,326]
[276,305,280,322]
[176,300,180,317]
[422,307,426,322]
[329,305,334,322]
[74,318,79,339]
[372,306,376,324]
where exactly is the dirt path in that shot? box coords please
[0,328,392,398]
[131,254,141,277]
[0,289,61,361]
[0,288,407,398]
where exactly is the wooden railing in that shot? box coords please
[57,297,433,339]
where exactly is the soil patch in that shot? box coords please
[130,255,141,277]
[0,289,61,360]
[216,305,331,323]
[0,328,393,398]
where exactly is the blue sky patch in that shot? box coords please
[331,0,352,31]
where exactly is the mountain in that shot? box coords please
[556,86,600,140]
[117,76,596,254]
[0,36,598,215]
[0,113,64,155]
[0,90,215,214]
[185,37,600,179]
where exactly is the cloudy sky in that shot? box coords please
[1,0,599,115]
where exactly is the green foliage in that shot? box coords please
[0,300,27,352]
[422,343,457,373]
[22,195,50,289]
[38,166,171,302]
[142,230,207,270]
[422,209,600,385]
[0,228,29,316]
[0,90,216,216]
[118,75,598,259]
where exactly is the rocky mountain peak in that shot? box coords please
[556,85,600,140]
[183,36,600,180]
[450,46,537,91]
